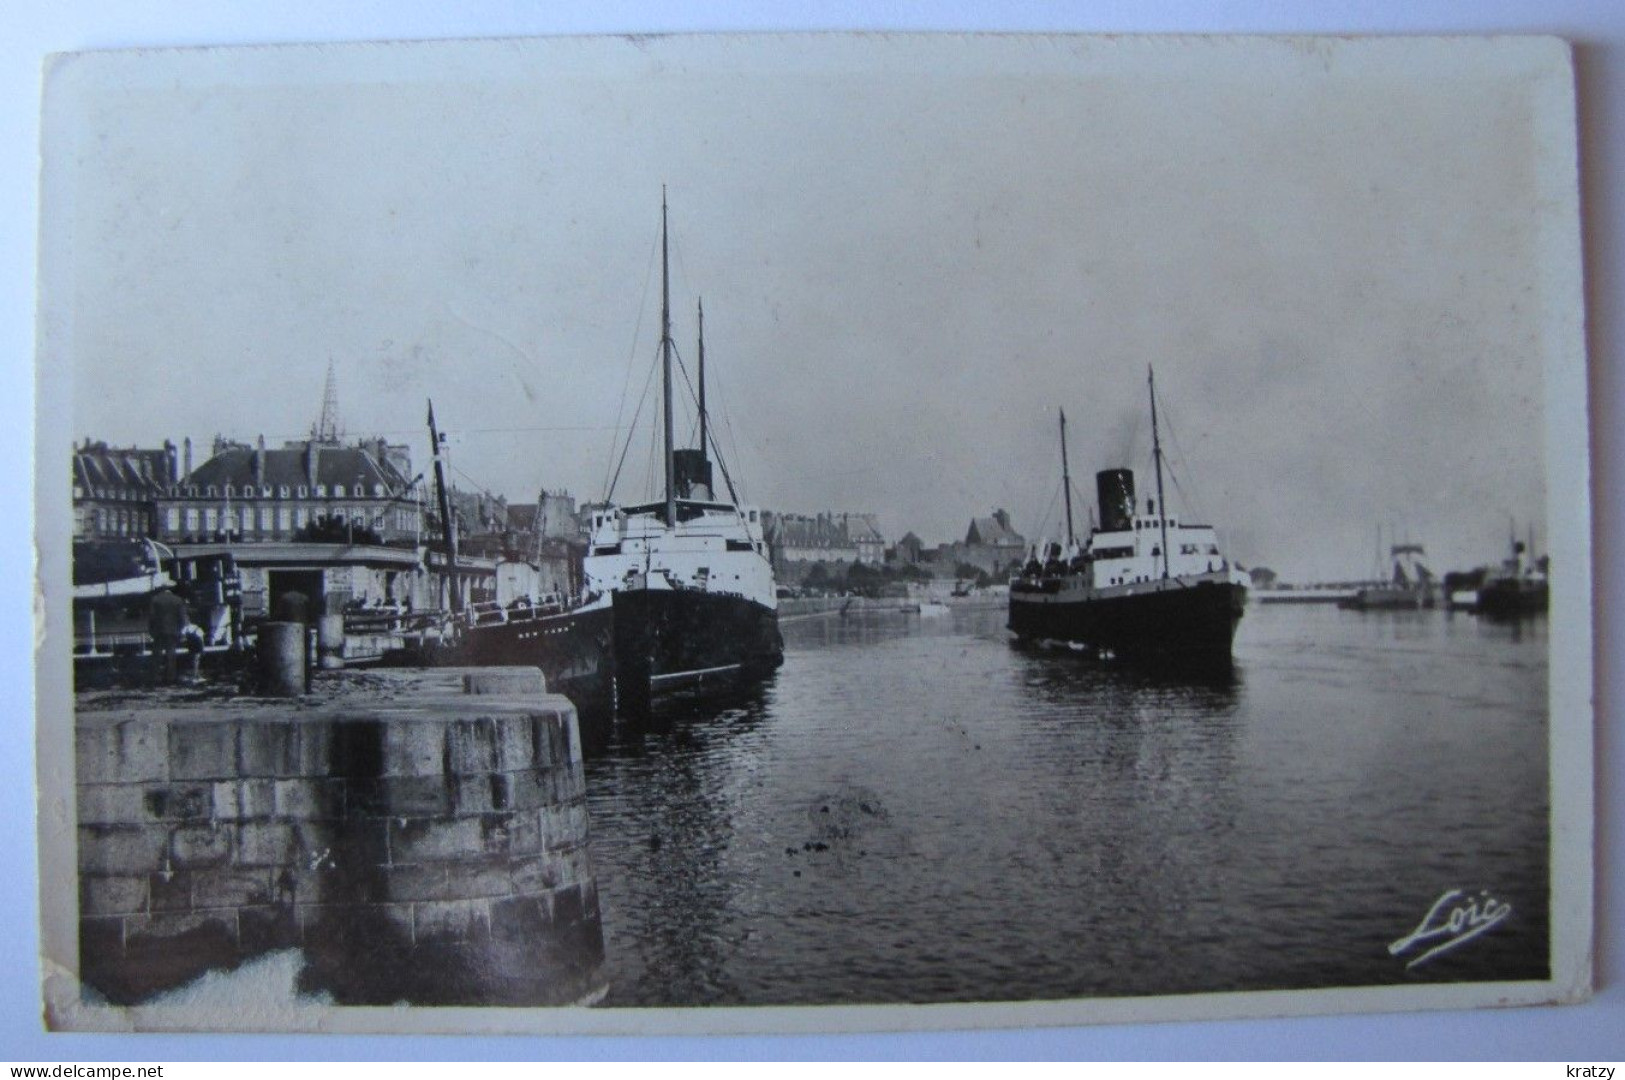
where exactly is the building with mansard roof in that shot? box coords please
[763,510,887,569]
[843,513,886,565]
[140,366,483,623]
[72,440,179,540]
[154,435,421,546]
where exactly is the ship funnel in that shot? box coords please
[1096,469,1135,532]
[673,448,714,500]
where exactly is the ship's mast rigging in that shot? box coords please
[661,187,677,529]
[1149,365,1171,580]
[698,297,707,477]
[603,192,743,513]
[1059,408,1075,548]
[426,398,461,613]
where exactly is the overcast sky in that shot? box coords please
[46,35,1576,580]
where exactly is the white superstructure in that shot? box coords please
[582,501,777,609]
[1077,513,1241,590]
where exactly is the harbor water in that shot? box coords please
[584,602,1550,1006]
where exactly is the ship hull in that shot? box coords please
[456,604,618,714]
[1338,586,1435,611]
[1475,579,1549,619]
[611,588,783,712]
[1008,575,1245,666]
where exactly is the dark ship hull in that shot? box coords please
[1008,577,1246,666]
[456,604,618,714]
[1475,578,1549,619]
[611,589,783,712]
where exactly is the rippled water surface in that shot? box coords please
[583,602,1549,1006]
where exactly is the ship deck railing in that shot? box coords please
[461,598,571,628]
[73,630,238,660]
[342,607,447,635]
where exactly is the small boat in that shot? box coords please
[1339,542,1443,610]
[1008,369,1249,666]
[915,601,950,618]
[1338,528,1437,611]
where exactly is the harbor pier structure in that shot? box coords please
[73,667,604,1007]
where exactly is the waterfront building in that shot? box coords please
[891,530,927,566]
[508,490,578,541]
[72,440,178,540]
[153,435,422,546]
[499,490,583,601]
[845,514,886,565]
[764,511,886,569]
[949,508,1026,577]
[445,488,509,543]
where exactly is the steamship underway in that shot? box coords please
[456,193,782,713]
[1008,368,1249,665]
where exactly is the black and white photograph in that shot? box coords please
[33,32,1592,1035]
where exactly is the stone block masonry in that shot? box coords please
[74,667,605,1006]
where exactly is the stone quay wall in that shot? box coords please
[75,668,605,1006]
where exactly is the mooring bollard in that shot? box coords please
[258,621,306,696]
[316,613,346,670]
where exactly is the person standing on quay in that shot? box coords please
[147,585,188,686]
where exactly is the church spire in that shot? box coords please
[313,360,342,443]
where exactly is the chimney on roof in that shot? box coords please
[306,440,319,487]
[183,437,192,480]
[994,508,1011,531]
[163,440,177,483]
[254,435,266,486]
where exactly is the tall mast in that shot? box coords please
[698,297,707,462]
[1148,365,1171,580]
[1059,408,1075,547]
[427,398,461,613]
[661,188,676,528]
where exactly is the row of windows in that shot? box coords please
[169,481,390,500]
[74,507,151,537]
[161,505,423,535]
[77,486,151,502]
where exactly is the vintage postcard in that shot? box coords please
[34,33,1592,1034]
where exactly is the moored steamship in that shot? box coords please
[455,192,782,712]
[584,194,782,710]
[1008,368,1248,664]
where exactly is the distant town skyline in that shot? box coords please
[52,36,1568,581]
